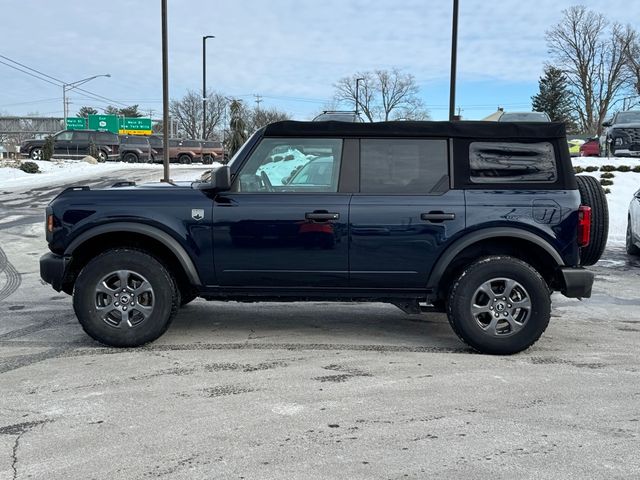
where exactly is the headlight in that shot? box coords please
[615,138,623,145]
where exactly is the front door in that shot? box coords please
[349,138,465,289]
[52,131,73,157]
[213,137,350,288]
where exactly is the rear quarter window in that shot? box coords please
[469,141,557,183]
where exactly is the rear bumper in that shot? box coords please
[40,252,69,292]
[559,267,594,298]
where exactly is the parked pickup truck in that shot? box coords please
[40,120,607,354]
[602,110,640,157]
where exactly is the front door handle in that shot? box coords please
[421,212,456,222]
[305,212,340,221]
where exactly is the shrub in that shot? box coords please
[574,166,584,174]
[88,139,101,160]
[617,165,631,172]
[604,188,611,194]
[633,166,640,173]
[600,164,616,172]
[585,166,599,172]
[599,179,613,186]
[600,172,615,179]
[19,161,40,174]
[42,135,54,161]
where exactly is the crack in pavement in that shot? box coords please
[0,245,21,301]
[0,420,49,480]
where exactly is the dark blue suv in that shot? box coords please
[40,121,608,354]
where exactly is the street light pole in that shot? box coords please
[355,77,364,116]
[449,0,459,121]
[62,73,110,122]
[161,0,170,182]
[202,35,214,140]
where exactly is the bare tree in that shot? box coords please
[624,33,640,105]
[333,69,429,121]
[246,106,289,132]
[169,89,226,139]
[547,6,635,133]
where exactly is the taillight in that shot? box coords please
[577,205,591,247]
[47,214,55,233]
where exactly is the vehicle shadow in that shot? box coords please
[157,300,468,353]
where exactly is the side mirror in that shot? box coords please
[197,165,231,192]
[602,120,612,127]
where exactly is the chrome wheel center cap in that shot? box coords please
[495,302,505,312]
[120,294,130,304]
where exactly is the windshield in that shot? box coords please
[499,112,550,122]
[615,112,640,124]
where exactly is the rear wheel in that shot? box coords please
[97,150,108,162]
[73,249,180,347]
[447,256,551,355]
[178,154,191,164]
[203,155,214,164]
[626,220,640,256]
[575,175,608,266]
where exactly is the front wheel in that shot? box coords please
[97,150,108,162]
[73,249,180,347]
[447,256,551,355]
[626,220,640,256]
[30,148,43,160]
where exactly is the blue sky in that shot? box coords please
[1,0,638,121]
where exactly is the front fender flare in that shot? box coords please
[65,222,201,286]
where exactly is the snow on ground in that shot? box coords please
[0,159,213,190]
[572,156,640,245]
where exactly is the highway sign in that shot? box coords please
[88,114,119,133]
[119,117,152,135]
[66,117,86,130]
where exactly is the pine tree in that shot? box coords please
[532,66,577,131]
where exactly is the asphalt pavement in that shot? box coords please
[0,168,639,479]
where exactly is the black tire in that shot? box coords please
[203,155,213,165]
[178,154,191,164]
[447,256,551,355]
[30,148,43,160]
[73,249,180,347]
[122,152,138,163]
[575,175,608,266]
[97,150,108,163]
[626,219,640,256]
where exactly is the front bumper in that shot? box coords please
[40,252,69,292]
[559,267,594,298]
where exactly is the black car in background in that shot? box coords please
[119,135,154,163]
[20,130,119,162]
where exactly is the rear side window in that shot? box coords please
[72,132,90,142]
[95,132,117,143]
[469,142,557,183]
[360,139,448,194]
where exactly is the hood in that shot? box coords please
[612,123,640,129]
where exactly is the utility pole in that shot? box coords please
[449,0,459,122]
[161,0,170,182]
[202,35,214,140]
[254,94,263,109]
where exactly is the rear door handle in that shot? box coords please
[305,212,340,221]
[421,212,456,222]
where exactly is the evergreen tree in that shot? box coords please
[77,106,98,118]
[532,66,577,131]
[228,100,247,157]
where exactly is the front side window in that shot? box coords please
[235,138,342,193]
[469,142,557,183]
[360,139,448,194]
[55,131,73,141]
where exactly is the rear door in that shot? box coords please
[52,131,73,157]
[349,138,465,289]
[213,137,351,287]
[71,131,91,157]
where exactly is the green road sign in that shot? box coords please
[119,117,152,135]
[88,114,119,133]
[66,117,86,130]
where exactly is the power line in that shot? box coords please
[0,59,61,87]
[0,53,129,108]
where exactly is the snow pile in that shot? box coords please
[572,156,640,245]
[0,159,210,190]
[256,149,311,185]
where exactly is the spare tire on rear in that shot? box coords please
[575,175,608,266]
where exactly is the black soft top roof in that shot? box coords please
[263,120,567,140]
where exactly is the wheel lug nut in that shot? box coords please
[494,313,499,317]
[122,289,126,292]
[504,312,508,316]
[114,302,119,306]
[123,306,127,311]
[114,293,119,297]
[502,297,506,301]
[507,304,512,308]
[489,306,493,310]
